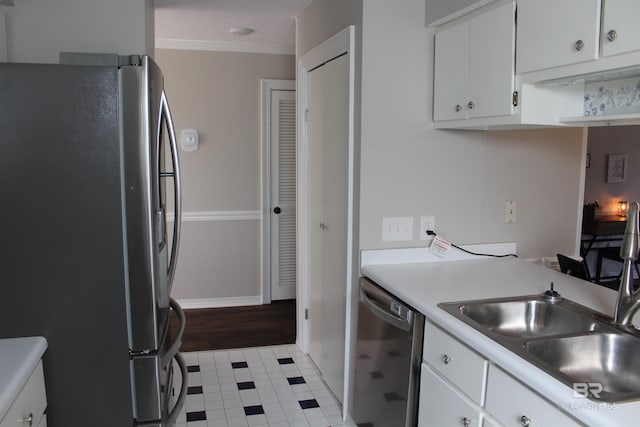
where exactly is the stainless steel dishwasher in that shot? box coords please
[352,277,425,427]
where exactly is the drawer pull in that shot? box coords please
[520,415,531,427]
[441,354,452,365]
[22,413,33,426]
[462,416,471,427]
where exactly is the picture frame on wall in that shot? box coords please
[607,154,627,183]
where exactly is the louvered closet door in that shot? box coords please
[270,90,297,300]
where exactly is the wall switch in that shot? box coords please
[419,216,436,240]
[505,201,517,223]
[382,217,413,241]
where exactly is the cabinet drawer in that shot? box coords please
[0,361,47,427]
[419,364,482,427]
[486,365,582,426]
[423,322,487,404]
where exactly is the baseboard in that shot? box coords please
[176,296,263,310]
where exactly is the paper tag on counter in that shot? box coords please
[429,235,451,258]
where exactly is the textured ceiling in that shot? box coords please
[154,0,314,54]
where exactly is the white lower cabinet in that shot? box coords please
[0,361,47,427]
[423,321,487,404]
[485,365,581,427]
[419,321,583,427]
[419,364,482,427]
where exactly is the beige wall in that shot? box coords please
[4,0,153,63]
[155,49,295,302]
[296,0,363,57]
[585,125,640,214]
[358,0,585,259]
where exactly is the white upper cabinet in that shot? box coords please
[433,1,516,121]
[468,2,516,119]
[433,21,469,121]
[516,0,601,74]
[601,0,640,57]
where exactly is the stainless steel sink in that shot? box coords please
[457,298,600,338]
[439,294,640,402]
[525,333,640,402]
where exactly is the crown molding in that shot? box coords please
[155,38,294,55]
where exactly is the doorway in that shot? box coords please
[261,79,296,303]
[307,52,350,404]
[297,25,356,412]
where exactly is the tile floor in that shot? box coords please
[174,344,354,427]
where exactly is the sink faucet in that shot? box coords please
[615,201,640,326]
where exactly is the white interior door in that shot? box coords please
[307,53,349,404]
[270,89,297,301]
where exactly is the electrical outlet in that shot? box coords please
[505,201,517,223]
[382,217,413,241]
[420,216,436,240]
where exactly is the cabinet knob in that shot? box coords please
[520,415,531,427]
[273,206,282,214]
[22,413,34,426]
[462,417,471,427]
[575,39,585,51]
[467,101,475,110]
[441,354,452,365]
[455,104,462,112]
[607,29,618,42]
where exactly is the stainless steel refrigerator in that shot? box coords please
[0,54,187,426]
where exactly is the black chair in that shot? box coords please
[595,246,640,285]
[556,253,590,281]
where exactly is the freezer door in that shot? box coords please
[120,56,181,352]
[131,298,187,424]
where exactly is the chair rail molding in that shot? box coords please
[167,210,261,223]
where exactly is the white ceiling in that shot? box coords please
[154,0,314,54]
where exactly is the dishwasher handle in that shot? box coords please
[360,284,412,332]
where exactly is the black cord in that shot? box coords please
[451,243,518,258]
[427,230,518,258]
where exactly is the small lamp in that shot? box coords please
[619,200,629,217]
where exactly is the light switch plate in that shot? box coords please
[505,201,517,223]
[382,217,413,241]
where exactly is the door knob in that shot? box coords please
[273,207,281,214]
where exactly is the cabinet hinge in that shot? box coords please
[304,108,310,125]
[305,308,309,320]
[512,91,519,107]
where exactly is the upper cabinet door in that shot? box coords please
[601,0,640,57]
[433,2,515,122]
[433,21,469,121]
[516,0,601,74]
[467,1,516,119]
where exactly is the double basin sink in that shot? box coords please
[439,293,640,402]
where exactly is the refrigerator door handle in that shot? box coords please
[160,89,182,291]
[165,352,188,426]
[164,297,186,365]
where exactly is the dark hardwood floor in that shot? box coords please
[171,299,296,352]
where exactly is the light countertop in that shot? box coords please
[0,336,47,421]
[361,250,639,426]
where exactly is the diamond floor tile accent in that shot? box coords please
[174,344,354,426]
